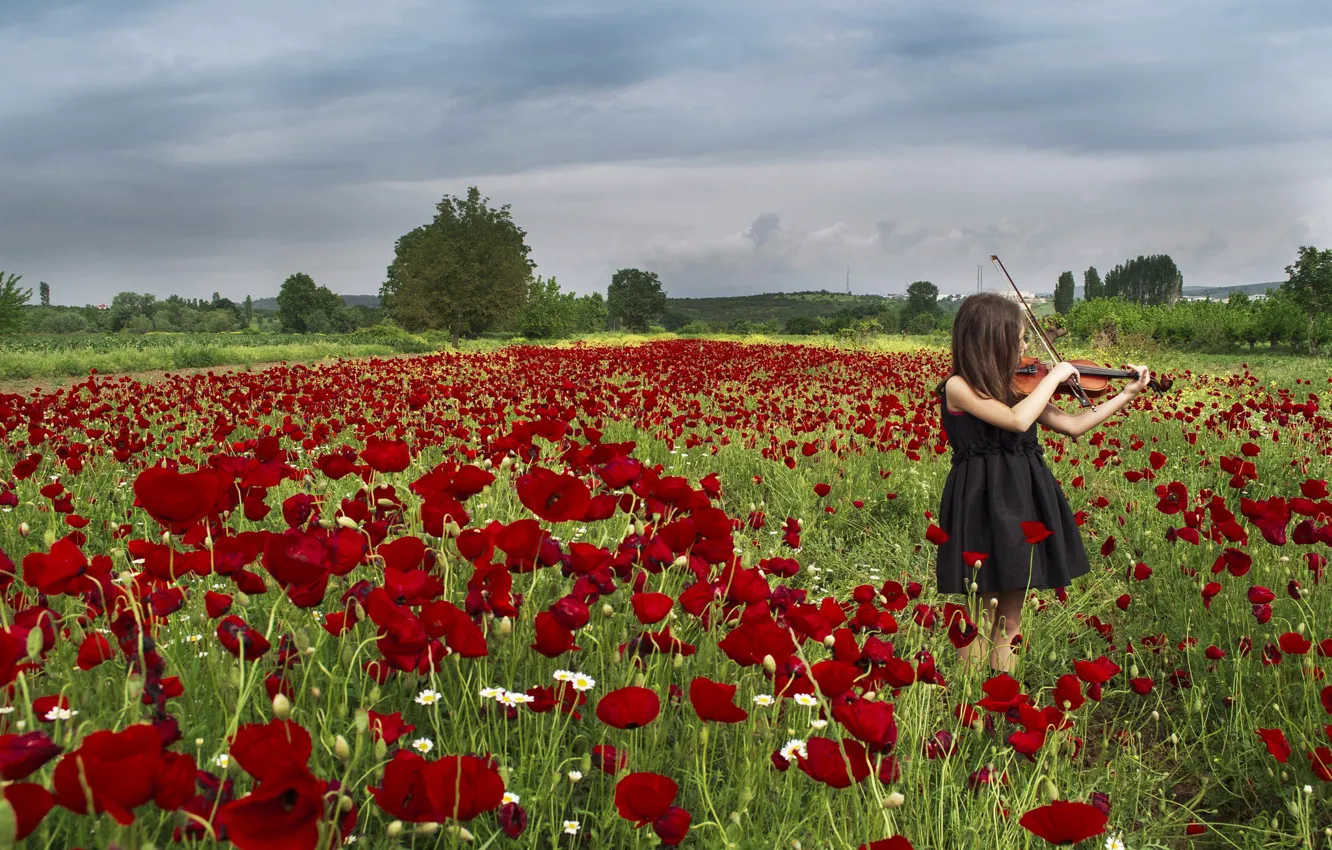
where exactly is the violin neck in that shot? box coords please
[1076,366,1137,378]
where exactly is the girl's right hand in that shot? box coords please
[1050,361,1080,384]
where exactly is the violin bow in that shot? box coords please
[989,255,1095,410]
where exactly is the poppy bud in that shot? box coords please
[444,519,461,538]
[580,752,592,773]
[883,792,905,809]
[376,498,395,508]
[444,825,472,841]
[497,617,512,636]
[334,515,358,530]
[700,726,709,746]
[634,672,647,687]
[387,821,404,838]
[601,604,614,617]
[318,518,334,529]
[500,456,514,470]
[672,555,688,567]
[1151,710,1159,721]
[673,653,685,669]
[375,738,388,760]
[310,686,322,701]
[338,794,354,814]
[1042,777,1059,801]
[864,691,876,701]
[1298,622,1307,634]
[822,635,835,648]
[335,735,351,761]
[969,582,978,593]
[634,519,646,536]
[729,811,741,825]
[272,693,291,720]
[235,591,250,607]
[763,655,777,674]
[17,522,29,537]
[416,823,440,836]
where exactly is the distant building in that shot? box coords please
[997,289,1038,302]
[96,304,109,310]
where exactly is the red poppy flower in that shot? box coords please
[615,772,678,826]
[631,592,675,624]
[1018,800,1108,844]
[831,698,898,752]
[429,754,506,821]
[220,762,350,850]
[75,632,113,671]
[368,711,415,745]
[133,464,231,532]
[1257,728,1291,763]
[360,436,411,473]
[51,724,193,825]
[2,783,53,842]
[796,737,872,788]
[217,616,272,661]
[961,551,988,568]
[516,467,592,523]
[370,751,441,822]
[498,801,529,838]
[977,673,1030,713]
[0,731,62,780]
[204,590,234,618]
[229,720,312,782]
[859,837,915,850]
[530,611,580,658]
[688,677,748,723]
[597,687,661,730]
[814,482,832,498]
[925,524,949,545]
[1021,521,1053,544]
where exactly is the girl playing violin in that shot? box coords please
[936,292,1151,674]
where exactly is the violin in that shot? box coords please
[1013,357,1173,399]
[990,255,1174,409]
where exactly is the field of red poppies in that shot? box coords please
[0,338,1329,849]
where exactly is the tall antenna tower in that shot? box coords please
[846,266,851,295]
[977,264,982,293]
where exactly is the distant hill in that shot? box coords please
[251,294,380,311]
[663,291,902,328]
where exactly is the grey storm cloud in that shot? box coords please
[1,0,1330,303]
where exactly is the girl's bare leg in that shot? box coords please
[988,591,1025,673]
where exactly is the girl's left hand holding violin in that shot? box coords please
[1121,365,1151,399]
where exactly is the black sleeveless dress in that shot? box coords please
[935,378,1090,595]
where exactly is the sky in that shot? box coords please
[2,0,1330,305]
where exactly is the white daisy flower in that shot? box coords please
[480,686,505,700]
[415,689,442,706]
[44,707,78,721]
[186,634,203,643]
[553,670,574,682]
[214,753,231,769]
[498,691,534,707]
[752,694,774,706]
[810,719,828,730]
[567,770,583,781]
[570,673,596,692]
[1104,835,1126,850]
[563,820,580,834]
[780,739,808,761]
[502,792,521,805]
[411,737,434,754]
[0,707,14,715]
[794,693,818,707]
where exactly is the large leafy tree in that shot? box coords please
[902,280,939,322]
[276,273,351,333]
[1054,271,1075,314]
[0,271,33,333]
[381,186,535,346]
[607,269,667,332]
[1103,255,1183,305]
[1282,245,1332,352]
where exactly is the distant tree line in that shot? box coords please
[1054,246,1332,353]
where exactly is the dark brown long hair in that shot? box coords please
[948,292,1025,405]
